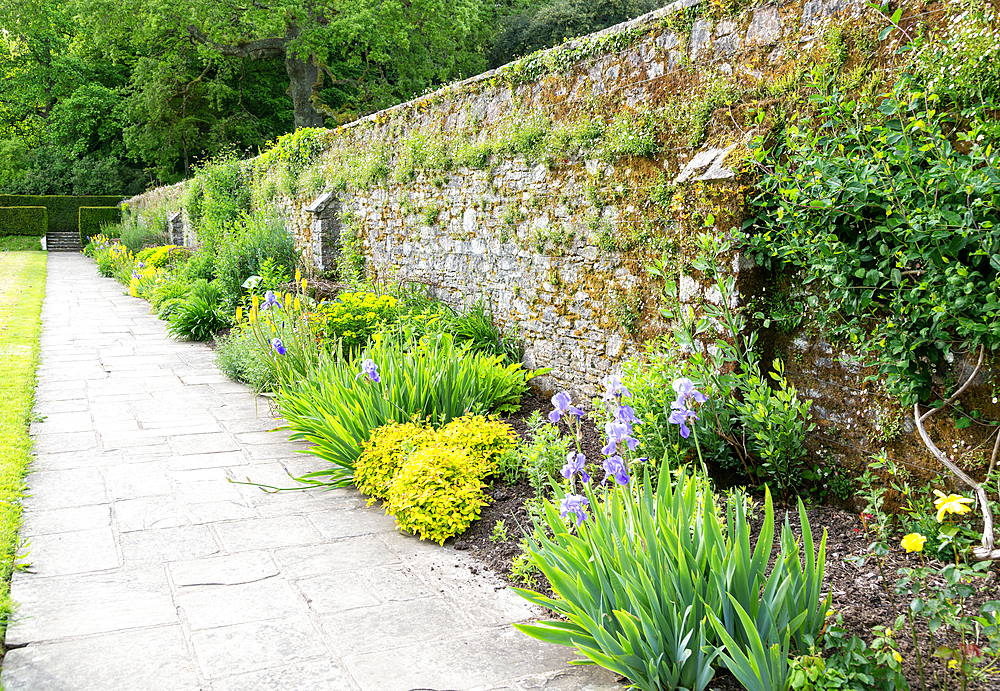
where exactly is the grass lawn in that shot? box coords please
[0,252,46,645]
[0,237,43,252]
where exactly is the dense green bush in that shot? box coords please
[312,292,399,351]
[214,329,277,393]
[78,206,121,245]
[213,213,298,309]
[165,281,228,341]
[279,333,537,488]
[0,206,47,236]
[0,195,123,235]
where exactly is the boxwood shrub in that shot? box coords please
[79,206,122,245]
[0,207,47,236]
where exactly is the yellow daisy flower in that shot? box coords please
[933,489,974,523]
[901,533,927,553]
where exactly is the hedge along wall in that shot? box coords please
[0,207,48,236]
[0,196,124,236]
[125,0,1000,475]
[78,207,122,245]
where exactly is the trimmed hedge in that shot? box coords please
[0,195,123,236]
[0,207,48,237]
[79,207,122,245]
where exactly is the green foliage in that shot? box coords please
[515,470,830,691]
[165,283,228,341]
[789,616,907,691]
[177,250,215,282]
[183,155,251,251]
[622,350,737,474]
[311,292,398,351]
[149,275,192,315]
[214,328,279,394]
[0,206,46,236]
[213,212,298,309]
[0,195,123,235]
[488,0,664,70]
[518,410,573,498]
[602,109,660,159]
[445,298,523,364]
[108,214,167,254]
[136,245,179,269]
[747,73,1000,404]
[78,206,121,245]
[386,443,489,544]
[279,333,529,488]
[735,359,816,497]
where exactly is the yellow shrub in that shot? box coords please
[385,443,489,545]
[355,420,434,502]
[437,415,516,474]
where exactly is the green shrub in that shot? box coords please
[312,292,398,351]
[178,250,214,282]
[214,213,298,309]
[386,443,489,545]
[165,296,229,341]
[446,298,523,363]
[0,206,46,236]
[78,206,121,245]
[149,275,192,315]
[214,329,279,394]
[515,468,830,691]
[0,195,122,235]
[136,245,178,268]
[117,216,166,253]
[735,359,816,498]
[279,333,532,488]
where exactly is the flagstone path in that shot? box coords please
[2,253,620,691]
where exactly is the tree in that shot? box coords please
[82,0,492,130]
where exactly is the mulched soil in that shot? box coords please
[458,393,1000,691]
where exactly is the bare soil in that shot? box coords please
[457,393,1000,691]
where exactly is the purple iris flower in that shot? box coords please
[269,338,287,355]
[614,404,642,426]
[602,455,630,486]
[672,377,707,407]
[357,358,380,383]
[561,451,590,483]
[549,391,583,424]
[602,419,639,456]
[602,375,632,403]
[261,290,281,311]
[668,400,698,439]
[559,494,590,526]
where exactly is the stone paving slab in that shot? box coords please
[2,254,621,690]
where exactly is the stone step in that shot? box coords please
[46,232,82,252]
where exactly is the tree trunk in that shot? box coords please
[285,52,325,130]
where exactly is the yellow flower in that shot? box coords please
[901,533,927,553]
[933,489,974,523]
[893,652,902,663]
[948,660,959,670]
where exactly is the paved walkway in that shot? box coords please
[2,254,619,691]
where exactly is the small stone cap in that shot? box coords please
[305,192,335,214]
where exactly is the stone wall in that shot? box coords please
[257,0,868,398]
[124,0,1000,482]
